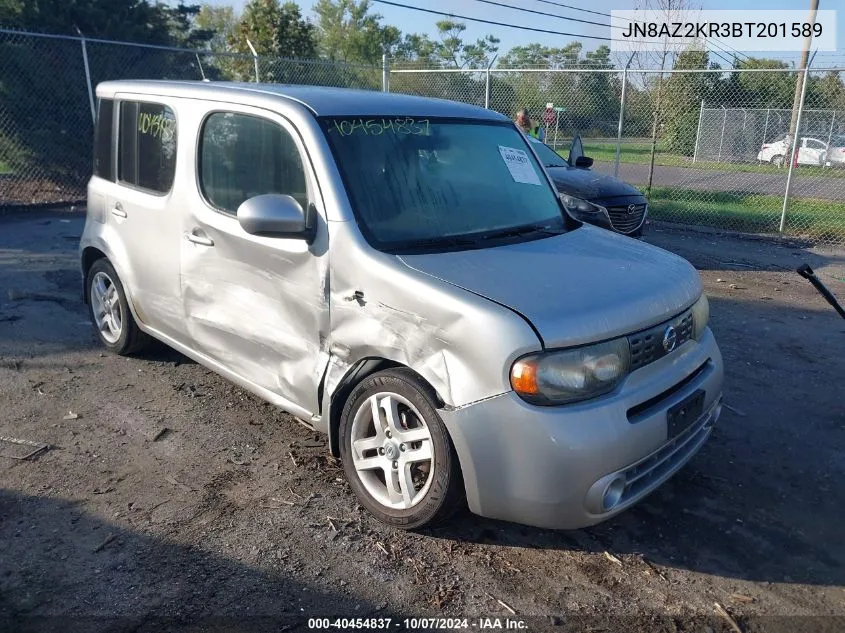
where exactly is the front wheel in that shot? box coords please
[771,154,785,168]
[339,368,464,529]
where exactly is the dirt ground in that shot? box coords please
[1,210,844,633]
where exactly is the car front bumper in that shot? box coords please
[440,328,724,530]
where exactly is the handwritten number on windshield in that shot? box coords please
[329,118,430,137]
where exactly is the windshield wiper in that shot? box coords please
[480,224,566,241]
[391,236,480,253]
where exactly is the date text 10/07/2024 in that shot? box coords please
[308,618,529,630]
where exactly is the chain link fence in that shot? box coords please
[392,64,845,247]
[0,28,381,209]
[2,28,844,246]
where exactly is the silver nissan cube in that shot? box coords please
[80,81,723,530]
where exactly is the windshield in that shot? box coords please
[322,117,567,252]
[528,138,568,168]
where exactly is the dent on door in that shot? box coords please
[181,218,330,417]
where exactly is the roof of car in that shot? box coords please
[95,80,509,121]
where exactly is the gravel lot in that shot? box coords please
[1,210,844,632]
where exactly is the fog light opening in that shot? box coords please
[602,476,626,512]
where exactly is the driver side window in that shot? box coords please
[199,112,307,215]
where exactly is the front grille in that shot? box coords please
[606,203,647,233]
[619,398,719,504]
[628,311,694,372]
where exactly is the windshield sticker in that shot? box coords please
[327,118,430,137]
[498,146,542,186]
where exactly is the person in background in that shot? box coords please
[515,108,542,139]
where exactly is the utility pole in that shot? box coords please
[788,0,819,141]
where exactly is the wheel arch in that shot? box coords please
[81,246,108,304]
[326,357,444,457]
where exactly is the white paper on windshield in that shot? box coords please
[498,146,542,185]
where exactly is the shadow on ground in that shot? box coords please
[0,489,396,633]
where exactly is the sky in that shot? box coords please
[206,0,845,66]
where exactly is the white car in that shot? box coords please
[757,136,828,167]
[828,134,845,166]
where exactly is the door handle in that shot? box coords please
[111,203,127,219]
[185,231,214,247]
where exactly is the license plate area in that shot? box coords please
[667,390,705,437]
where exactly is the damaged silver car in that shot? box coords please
[81,81,724,530]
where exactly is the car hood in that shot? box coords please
[546,166,642,200]
[398,226,702,349]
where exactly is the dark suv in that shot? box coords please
[528,136,648,237]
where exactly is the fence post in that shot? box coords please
[246,39,259,82]
[79,36,95,124]
[485,67,491,109]
[613,68,628,177]
[483,55,497,109]
[614,54,635,177]
[692,100,704,163]
[825,110,836,160]
[761,108,771,152]
[780,52,816,233]
[382,52,390,92]
[717,107,727,161]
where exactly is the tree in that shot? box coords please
[432,19,498,69]
[313,0,399,66]
[499,43,581,69]
[0,0,174,42]
[227,0,317,79]
[496,42,620,134]
[812,71,845,113]
[162,2,214,49]
[0,0,215,199]
[661,47,714,154]
[729,58,798,109]
[195,4,238,53]
[393,33,438,67]
[229,0,316,58]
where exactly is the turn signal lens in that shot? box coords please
[510,359,539,395]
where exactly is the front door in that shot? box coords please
[180,106,330,417]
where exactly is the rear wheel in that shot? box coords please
[770,154,785,168]
[87,259,151,355]
[339,368,464,529]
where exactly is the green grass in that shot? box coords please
[583,142,667,165]
[0,162,11,175]
[580,143,845,179]
[646,187,845,241]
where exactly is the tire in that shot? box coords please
[771,154,785,168]
[339,368,464,530]
[86,258,151,355]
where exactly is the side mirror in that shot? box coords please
[574,156,594,169]
[237,194,314,241]
[568,133,585,167]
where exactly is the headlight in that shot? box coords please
[559,194,611,227]
[510,338,631,405]
[691,294,709,340]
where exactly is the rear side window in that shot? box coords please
[199,112,307,215]
[118,101,177,194]
[93,98,114,180]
